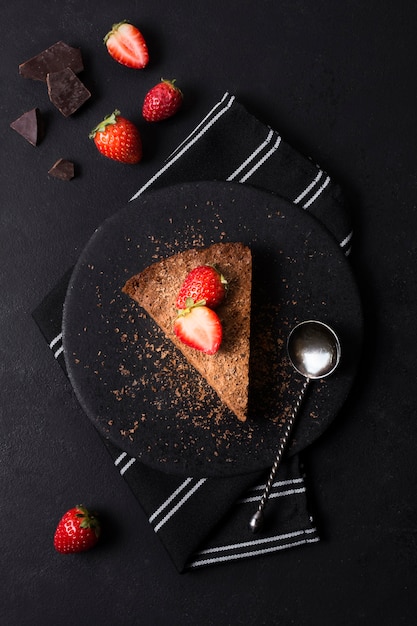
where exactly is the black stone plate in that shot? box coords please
[63,181,363,477]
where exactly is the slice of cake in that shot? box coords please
[122,242,252,422]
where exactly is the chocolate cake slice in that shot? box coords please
[122,242,252,422]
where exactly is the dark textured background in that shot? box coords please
[1,1,416,624]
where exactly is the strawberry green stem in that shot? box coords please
[75,505,100,534]
[103,21,128,44]
[160,78,183,96]
[89,110,121,138]
[176,297,206,316]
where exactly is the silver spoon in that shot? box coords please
[249,320,341,533]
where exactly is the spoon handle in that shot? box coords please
[249,377,310,533]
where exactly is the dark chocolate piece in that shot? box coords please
[46,68,91,116]
[10,108,45,146]
[48,159,75,180]
[19,41,84,82]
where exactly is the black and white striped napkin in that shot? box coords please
[33,92,352,572]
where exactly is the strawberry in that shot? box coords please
[104,21,149,69]
[173,300,223,355]
[142,79,183,122]
[53,505,100,554]
[175,265,227,310]
[89,110,142,164]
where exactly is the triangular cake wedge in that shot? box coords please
[122,242,252,422]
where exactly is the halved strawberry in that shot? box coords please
[104,21,149,69]
[175,265,227,310]
[173,300,223,355]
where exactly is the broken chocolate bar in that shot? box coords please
[10,108,45,146]
[46,67,91,116]
[19,41,84,82]
[48,159,75,180]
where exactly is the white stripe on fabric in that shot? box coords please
[54,345,64,359]
[49,332,62,349]
[302,175,331,208]
[238,134,282,183]
[293,170,324,204]
[114,452,128,466]
[341,230,353,256]
[120,457,136,475]
[248,477,304,492]
[239,486,306,504]
[226,129,274,181]
[114,451,136,475]
[340,230,353,248]
[165,91,231,162]
[189,537,320,568]
[129,94,236,201]
[188,528,319,568]
[49,332,64,359]
[197,527,317,555]
[149,477,194,523]
[153,478,207,533]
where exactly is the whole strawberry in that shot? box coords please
[175,265,227,310]
[89,110,142,164]
[142,79,183,122]
[104,21,149,69]
[54,505,100,554]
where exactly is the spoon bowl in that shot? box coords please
[287,320,341,380]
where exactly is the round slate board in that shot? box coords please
[63,181,363,477]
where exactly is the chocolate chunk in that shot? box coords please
[46,67,91,116]
[10,108,45,146]
[19,41,84,82]
[48,159,75,180]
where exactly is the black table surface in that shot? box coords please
[2,1,416,624]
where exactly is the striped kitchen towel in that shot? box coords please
[130,92,352,255]
[33,92,352,572]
